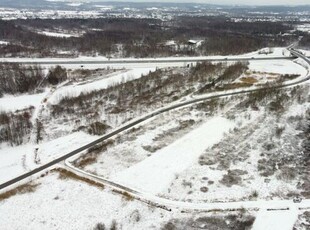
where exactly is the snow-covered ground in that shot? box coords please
[81,108,206,178]
[0,92,46,112]
[49,68,155,104]
[300,49,310,57]
[0,131,96,184]
[0,143,32,184]
[112,117,235,194]
[0,173,171,230]
[248,59,307,75]
[0,47,309,229]
[253,207,299,230]
[0,40,9,45]
[295,24,310,34]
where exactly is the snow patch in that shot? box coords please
[0,93,46,112]
[248,59,307,75]
[252,207,299,230]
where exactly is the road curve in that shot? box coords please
[63,48,310,212]
[0,50,309,192]
[65,160,310,212]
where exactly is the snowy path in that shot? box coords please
[65,161,310,212]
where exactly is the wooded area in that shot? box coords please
[0,17,298,57]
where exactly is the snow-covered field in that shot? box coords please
[248,59,307,75]
[0,143,32,184]
[0,132,96,184]
[113,117,234,194]
[0,92,46,112]
[253,208,298,230]
[0,47,309,229]
[0,173,171,230]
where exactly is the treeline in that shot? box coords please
[0,63,43,96]
[201,35,268,55]
[0,17,296,57]
[0,109,33,146]
[178,16,291,35]
[299,35,310,48]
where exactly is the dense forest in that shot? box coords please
[0,17,299,57]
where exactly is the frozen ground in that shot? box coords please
[80,107,206,178]
[0,131,95,184]
[159,84,310,203]
[0,172,171,230]
[0,143,32,184]
[0,170,264,229]
[0,92,46,112]
[112,117,234,194]
[248,59,307,75]
[252,207,298,230]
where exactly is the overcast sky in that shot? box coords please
[198,0,309,5]
[90,0,309,5]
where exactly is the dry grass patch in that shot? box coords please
[216,82,253,90]
[52,168,104,190]
[0,183,39,201]
[73,140,114,168]
[240,76,258,84]
[112,189,134,201]
[74,155,98,168]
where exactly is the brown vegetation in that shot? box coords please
[53,168,105,190]
[0,183,39,201]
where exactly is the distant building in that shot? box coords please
[188,39,203,47]
[163,40,178,50]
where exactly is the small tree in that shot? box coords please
[93,223,105,230]
[47,66,67,85]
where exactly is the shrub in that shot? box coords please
[93,223,105,230]
[47,65,67,85]
[110,220,117,230]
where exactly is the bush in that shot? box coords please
[88,122,110,135]
[47,65,67,85]
[93,223,105,230]
[220,170,247,187]
[110,220,117,230]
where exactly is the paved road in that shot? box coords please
[0,50,309,193]
[0,56,301,65]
